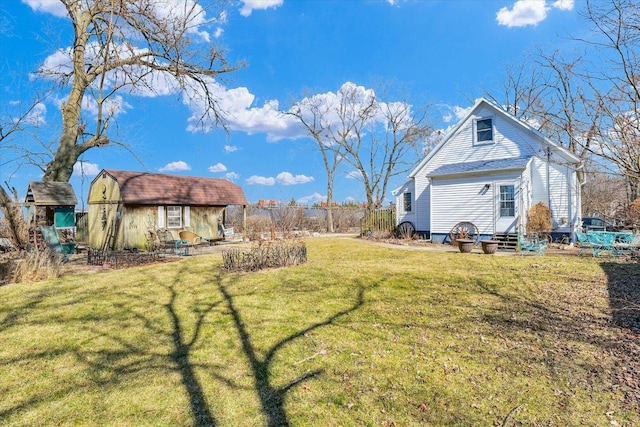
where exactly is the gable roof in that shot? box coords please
[409,98,581,178]
[428,156,531,178]
[99,170,248,206]
[24,181,78,206]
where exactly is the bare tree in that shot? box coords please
[492,0,640,205]
[19,0,241,183]
[338,85,432,210]
[288,84,376,231]
[289,82,431,213]
[578,0,640,202]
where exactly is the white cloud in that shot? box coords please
[297,192,326,205]
[245,171,313,186]
[208,162,227,173]
[185,82,303,141]
[213,27,224,38]
[159,161,191,172]
[276,172,314,185]
[72,161,100,177]
[246,175,275,185]
[496,0,549,27]
[496,0,573,27]
[22,0,67,17]
[346,170,363,180]
[239,0,283,17]
[81,94,131,119]
[224,144,239,153]
[23,102,47,126]
[552,0,573,11]
[226,171,240,180]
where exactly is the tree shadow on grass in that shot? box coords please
[471,261,640,411]
[600,261,640,408]
[214,271,365,427]
[600,261,640,333]
[165,283,221,426]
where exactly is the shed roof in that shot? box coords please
[25,181,78,206]
[100,170,248,206]
[428,156,531,178]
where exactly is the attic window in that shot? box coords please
[475,118,493,144]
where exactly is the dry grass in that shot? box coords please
[0,237,638,426]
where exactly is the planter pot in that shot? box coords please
[481,240,499,255]
[456,239,475,253]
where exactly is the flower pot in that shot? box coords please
[456,238,475,253]
[481,240,499,254]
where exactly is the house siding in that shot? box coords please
[422,106,542,177]
[431,171,522,238]
[395,99,581,241]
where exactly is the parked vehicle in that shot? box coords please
[580,217,611,231]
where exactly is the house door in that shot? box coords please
[495,182,518,233]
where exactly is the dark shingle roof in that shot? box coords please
[428,156,531,177]
[25,181,78,205]
[103,170,248,206]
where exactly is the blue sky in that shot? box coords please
[1,0,581,207]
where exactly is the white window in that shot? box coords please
[403,192,412,212]
[166,206,182,228]
[499,185,515,217]
[475,118,493,144]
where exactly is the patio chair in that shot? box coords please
[156,229,184,255]
[614,233,640,257]
[195,224,223,245]
[517,232,547,255]
[178,230,206,254]
[218,222,234,240]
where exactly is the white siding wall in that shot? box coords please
[414,174,430,231]
[420,105,543,176]
[529,157,577,227]
[404,101,580,235]
[432,176,494,235]
[431,171,522,235]
[395,180,416,227]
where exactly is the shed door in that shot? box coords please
[495,182,518,233]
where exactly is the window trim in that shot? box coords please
[499,185,515,217]
[403,192,412,213]
[166,205,183,228]
[474,117,494,145]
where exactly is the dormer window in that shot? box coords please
[475,118,493,144]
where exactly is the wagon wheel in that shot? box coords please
[448,221,480,245]
[396,221,416,238]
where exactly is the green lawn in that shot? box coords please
[1,237,638,426]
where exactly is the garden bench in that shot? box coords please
[576,231,616,257]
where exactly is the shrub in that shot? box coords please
[222,240,307,272]
[527,202,552,235]
[9,249,64,284]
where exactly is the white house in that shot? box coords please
[393,98,582,243]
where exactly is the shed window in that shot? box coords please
[166,206,182,228]
[476,118,493,143]
[499,185,515,217]
[403,192,412,212]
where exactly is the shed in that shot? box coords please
[24,181,78,230]
[87,169,248,250]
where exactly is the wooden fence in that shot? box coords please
[360,209,396,236]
